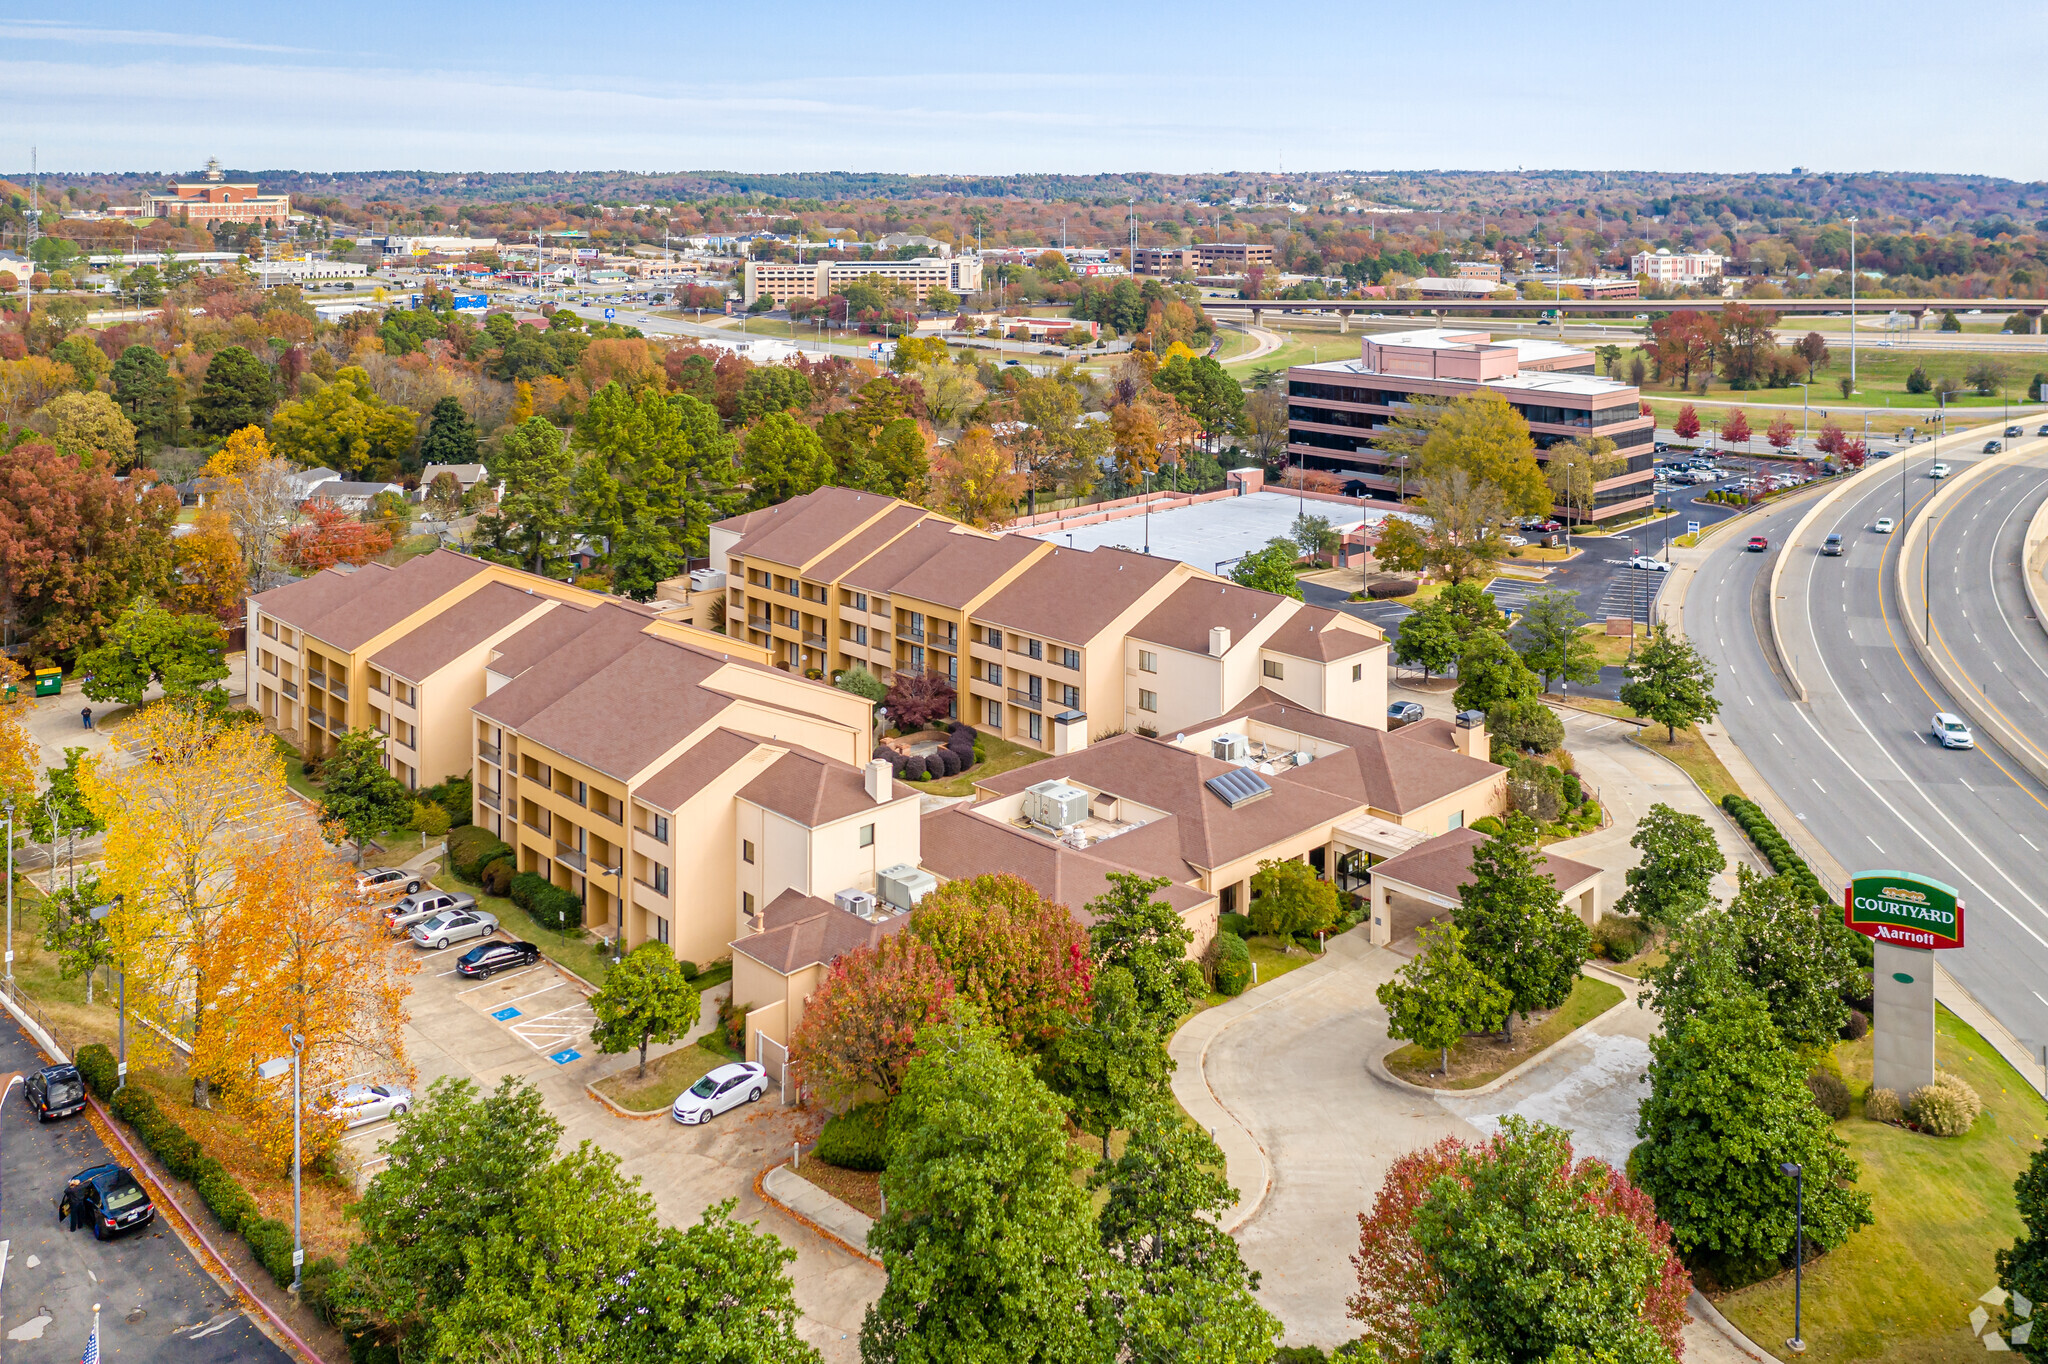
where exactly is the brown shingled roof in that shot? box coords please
[1196,693,1505,816]
[494,634,740,782]
[730,889,906,974]
[1369,827,1600,901]
[252,549,493,652]
[805,502,936,583]
[1129,578,1284,654]
[731,487,912,573]
[918,805,1211,923]
[475,603,655,731]
[369,582,555,683]
[634,729,767,813]
[975,546,1182,646]
[1262,606,1384,662]
[739,747,909,826]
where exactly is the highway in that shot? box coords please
[1687,432,2048,1062]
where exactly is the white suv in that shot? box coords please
[1931,713,1974,749]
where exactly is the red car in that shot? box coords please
[1747,536,1769,552]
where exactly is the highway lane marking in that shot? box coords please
[1773,733,1783,745]
[1813,779,1826,793]
[2025,834,2041,851]
[1963,779,1977,792]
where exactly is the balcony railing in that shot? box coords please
[281,680,299,700]
[802,632,826,648]
[327,681,349,702]
[308,708,327,729]
[478,743,501,765]
[478,789,501,811]
[635,876,671,900]
[554,843,587,872]
[308,671,327,690]
[1008,689,1043,712]
[525,811,551,837]
[593,802,622,825]
[903,623,926,641]
[748,616,772,631]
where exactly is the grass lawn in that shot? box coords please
[1224,326,1350,373]
[270,735,326,805]
[1199,933,1328,1007]
[377,534,443,568]
[591,1035,728,1112]
[1580,621,1650,668]
[1606,947,1668,980]
[1717,1008,2048,1364]
[1621,342,2044,416]
[905,731,1051,798]
[1385,973,1626,1089]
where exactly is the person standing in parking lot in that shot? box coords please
[60,1176,88,1231]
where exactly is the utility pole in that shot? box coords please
[1848,216,1858,391]
[24,146,37,320]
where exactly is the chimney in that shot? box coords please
[865,758,893,804]
[1454,709,1490,762]
[1052,709,1088,755]
[1208,625,1231,657]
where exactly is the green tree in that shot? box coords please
[189,345,277,438]
[864,1007,1118,1364]
[1230,538,1303,599]
[1410,1117,1690,1364]
[736,366,814,422]
[742,411,834,508]
[493,416,577,574]
[1047,964,1170,1159]
[267,366,418,477]
[110,344,183,448]
[1488,696,1565,754]
[1152,354,1244,448]
[1941,310,1962,331]
[40,874,116,1002]
[834,663,887,705]
[75,596,228,706]
[1393,603,1463,679]
[1619,623,1721,742]
[1439,579,1509,638]
[49,336,108,391]
[1452,631,1541,715]
[1249,857,1339,937]
[318,728,414,866]
[1402,392,1551,517]
[1452,814,1590,1039]
[418,396,478,466]
[32,746,104,843]
[1092,1101,1282,1364]
[590,942,702,1079]
[1291,512,1339,560]
[1647,866,1858,1049]
[37,391,137,468]
[1376,920,1511,1075]
[1997,1136,2048,1362]
[571,383,732,587]
[1631,989,1871,1281]
[1516,589,1601,692]
[1616,803,1725,930]
[1085,871,1203,1035]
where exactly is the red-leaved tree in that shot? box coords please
[1766,413,1797,450]
[884,669,956,731]
[789,931,955,1106]
[1672,404,1701,441]
[909,872,1093,1055]
[1815,422,1847,458]
[279,499,393,574]
[1721,408,1751,446]
[1839,438,1868,470]
[1350,1123,1691,1364]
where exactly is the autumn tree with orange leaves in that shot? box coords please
[789,933,954,1106]
[214,826,412,1171]
[80,704,293,1108]
[1350,1119,1690,1364]
[281,499,393,574]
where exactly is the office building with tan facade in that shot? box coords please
[742,255,983,308]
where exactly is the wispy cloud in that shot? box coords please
[0,20,320,54]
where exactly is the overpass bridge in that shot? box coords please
[1201,296,2043,332]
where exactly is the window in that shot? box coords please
[1139,689,1159,712]
[1057,647,1080,671]
[859,823,875,848]
[653,864,670,895]
[852,591,868,612]
[742,839,755,864]
[851,625,868,646]
[743,891,755,916]
[988,700,1003,728]
[1060,684,1080,709]
[947,654,958,683]
[910,645,925,671]
[1448,810,1464,830]
[986,663,1003,686]
[984,625,1003,647]
[1263,659,1285,680]
[655,915,670,945]
[1028,712,1042,742]
[1138,650,1158,673]
[1353,663,1363,681]
[1025,639,1043,661]
[652,814,669,843]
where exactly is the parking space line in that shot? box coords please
[455,967,542,995]
[489,981,573,1009]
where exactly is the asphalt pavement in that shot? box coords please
[0,1024,286,1362]
[1689,438,2048,1064]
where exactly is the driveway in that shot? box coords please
[0,1021,288,1362]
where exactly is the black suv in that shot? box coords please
[59,1164,156,1240]
[25,1064,86,1122]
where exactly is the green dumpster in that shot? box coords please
[33,668,61,698]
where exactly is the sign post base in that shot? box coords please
[1871,941,1936,1098]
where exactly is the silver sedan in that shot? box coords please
[408,908,499,949]
[323,1083,413,1128]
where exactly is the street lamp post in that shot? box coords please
[1794,382,1810,452]
[3,798,12,986]
[1779,1161,1807,1353]
[607,862,626,964]
[1848,216,1858,391]
[258,1028,306,1295]
[87,898,125,1093]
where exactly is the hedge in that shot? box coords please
[448,826,511,883]
[75,1044,309,1294]
[815,1102,890,1171]
[509,871,582,932]
[1366,578,1418,600]
[1217,911,1252,939]
[1719,794,1829,904]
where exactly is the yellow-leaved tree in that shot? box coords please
[215,825,413,1172]
[80,704,290,1108]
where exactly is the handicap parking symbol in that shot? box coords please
[548,1048,582,1065]
[491,1006,522,1021]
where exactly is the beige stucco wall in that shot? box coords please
[1387,771,1509,836]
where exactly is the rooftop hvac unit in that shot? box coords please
[688,568,727,592]
[1292,750,1315,766]
[1023,780,1091,831]
[835,888,877,921]
[878,864,938,912]
[1211,733,1250,763]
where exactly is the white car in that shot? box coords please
[1874,517,1896,534]
[1931,713,1974,749]
[1502,534,1529,547]
[408,907,499,949]
[323,1083,413,1128]
[1629,555,1672,572]
[671,1062,769,1125]
[1930,463,1951,479]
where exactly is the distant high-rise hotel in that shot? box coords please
[140,158,290,228]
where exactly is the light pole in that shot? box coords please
[1779,1161,1806,1354]
[1794,382,1810,453]
[606,862,626,964]
[87,898,125,1093]
[4,798,12,986]
[258,1027,306,1295]
[1847,216,1858,391]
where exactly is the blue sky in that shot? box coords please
[6,1,2047,178]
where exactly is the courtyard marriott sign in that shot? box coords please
[1845,871,1964,950]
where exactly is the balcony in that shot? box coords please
[478,742,501,765]
[328,681,349,702]
[634,876,672,902]
[308,708,327,729]
[1008,689,1043,712]
[593,801,623,826]
[281,680,299,700]
[802,632,827,648]
[307,671,327,690]
[478,788,501,811]
[748,616,772,631]
[554,843,588,872]
[331,721,349,737]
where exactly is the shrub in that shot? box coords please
[1208,930,1252,997]
[815,1102,891,1171]
[409,800,451,837]
[1365,578,1418,600]
[1864,1086,1904,1124]
[1839,1007,1869,1041]
[448,826,511,882]
[1217,911,1253,939]
[76,1043,117,1098]
[1806,1069,1852,1119]
[481,857,513,897]
[509,870,550,911]
[243,1216,298,1286]
[676,960,699,980]
[299,1255,342,1321]
[1561,771,1584,805]
[1579,800,1602,826]
[1489,698,1565,754]
[1908,1073,1982,1137]
[933,747,961,778]
[1469,815,1505,836]
[1591,914,1650,962]
[528,883,584,933]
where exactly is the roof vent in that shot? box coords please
[1206,768,1272,809]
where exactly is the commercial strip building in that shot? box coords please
[711,486,1388,752]
[251,258,369,285]
[139,160,289,227]
[1132,242,1277,277]
[1630,248,1725,285]
[1284,328,1657,521]
[1404,276,1511,300]
[742,256,984,307]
